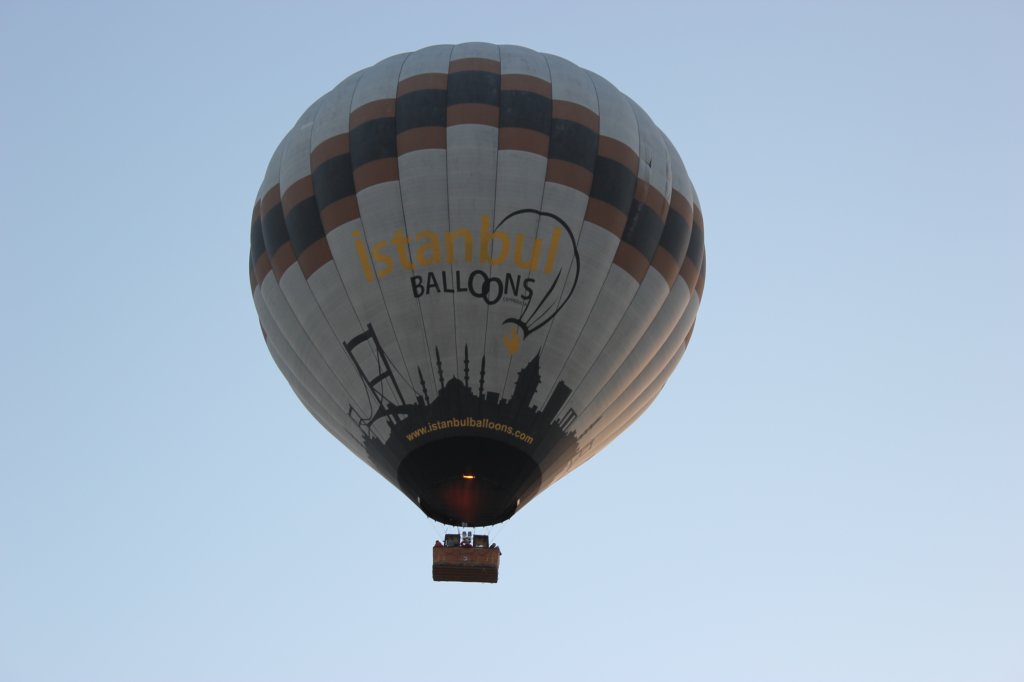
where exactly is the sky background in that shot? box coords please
[1,1,1021,681]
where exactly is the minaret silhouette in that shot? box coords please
[435,347,444,385]
[478,354,486,397]
[463,344,469,386]
[418,367,429,402]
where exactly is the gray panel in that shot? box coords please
[304,264,391,445]
[258,141,284,199]
[545,53,600,108]
[561,269,670,432]
[310,73,362,149]
[276,265,387,439]
[498,43,548,78]
[588,71,640,150]
[631,99,672,207]
[591,342,687,455]
[450,42,500,61]
[257,271,356,423]
[547,267,638,413]
[254,284,360,451]
[585,296,697,453]
[398,44,453,78]
[572,278,691,432]
[350,53,407,109]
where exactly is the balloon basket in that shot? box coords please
[432,534,501,583]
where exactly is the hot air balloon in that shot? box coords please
[249,43,705,582]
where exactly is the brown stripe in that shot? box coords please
[271,242,296,279]
[397,73,448,96]
[499,128,549,156]
[613,241,649,283]
[260,184,281,216]
[598,136,639,172]
[553,100,599,131]
[350,99,396,129]
[253,252,271,284]
[683,326,694,345]
[321,196,360,231]
[584,197,627,237]
[312,134,349,170]
[398,127,446,154]
[447,103,499,127]
[251,201,261,224]
[669,189,693,224]
[281,176,314,216]
[680,258,699,292]
[546,159,593,194]
[298,237,333,277]
[501,74,551,97]
[633,178,669,221]
[693,204,704,233]
[696,257,706,299]
[651,246,679,285]
[354,157,399,189]
[449,58,500,74]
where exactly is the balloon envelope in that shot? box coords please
[250,43,705,526]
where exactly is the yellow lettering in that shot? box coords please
[445,228,473,264]
[479,215,508,265]
[391,231,414,270]
[353,231,374,281]
[372,239,394,276]
[415,230,441,265]
[513,233,543,270]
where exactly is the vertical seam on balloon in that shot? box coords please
[303,77,383,436]
[567,118,686,435]
[313,71,392,445]
[271,132,368,428]
[584,299,696,452]
[508,54,599,429]
[441,45,462,408]
[257,274,354,431]
[590,341,687,459]
[577,131,701,444]
[278,95,379,436]
[385,49,443,405]
[484,43,515,411]
[443,43,497,423]
[578,289,696,453]
[346,57,422,409]
[521,68,641,444]
[256,139,358,431]
[494,49,563,434]
[435,43,457,406]
[262,314,359,451]
[488,47,548,412]
[392,46,451,402]
[544,96,670,445]
[478,42,503,422]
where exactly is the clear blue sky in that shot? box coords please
[1,2,1021,681]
